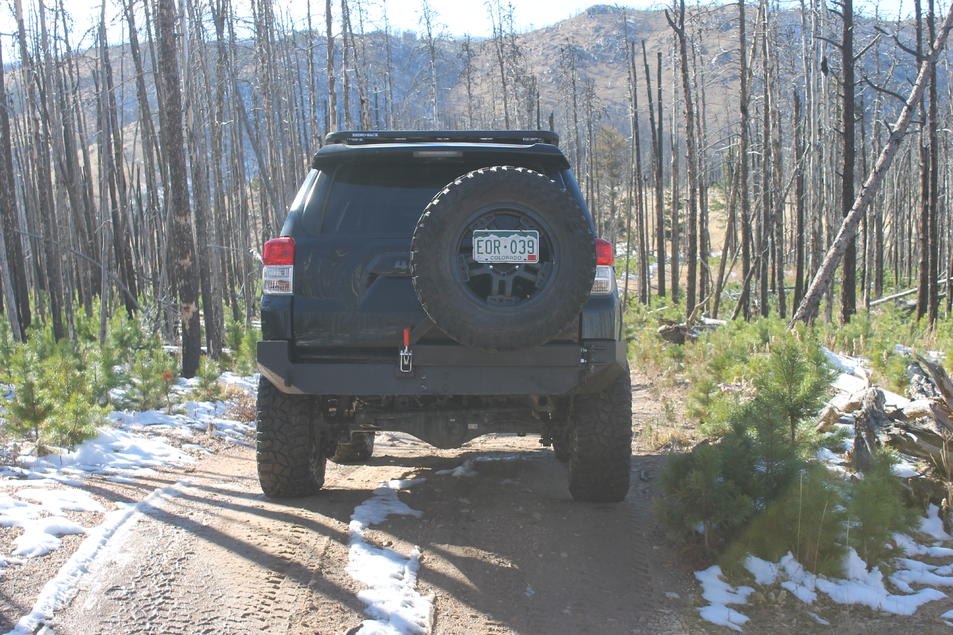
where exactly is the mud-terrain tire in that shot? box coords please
[551,413,572,463]
[552,434,571,463]
[567,370,633,502]
[330,431,376,464]
[256,377,327,497]
[411,166,596,351]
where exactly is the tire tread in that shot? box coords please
[567,371,633,502]
[256,377,325,497]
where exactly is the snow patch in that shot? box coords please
[814,549,945,615]
[348,479,432,635]
[890,558,953,591]
[880,388,911,409]
[892,532,953,558]
[830,374,868,399]
[705,548,951,626]
[816,447,846,465]
[2,480,191,635]
[435,454,529,478]
[891,458,920,479]
[919,504,951,540]
[776,554,818,604]
[695,565,753,631]
[743,555,779,585]
[0,489,104,558]
[823,348,866,377]
[14,488,104,515]
[25,428,192,476]
[808,611,830,625]
[435,460,477,478]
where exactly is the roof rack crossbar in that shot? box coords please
[324,130,559,147]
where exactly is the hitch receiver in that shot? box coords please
[399,328,413,373]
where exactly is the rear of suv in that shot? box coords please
[256,130,632,502]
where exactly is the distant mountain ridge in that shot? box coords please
[8,3,940,170]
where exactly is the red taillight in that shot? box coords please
[263,237,295,265]
[595,238,614,266]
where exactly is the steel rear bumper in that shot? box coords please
[257,340,627,396]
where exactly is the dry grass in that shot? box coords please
[223,386,256,423]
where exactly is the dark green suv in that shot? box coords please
[256,130,631,502]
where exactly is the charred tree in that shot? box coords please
[156,0,201,377]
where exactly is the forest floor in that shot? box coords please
[3,369,953,633]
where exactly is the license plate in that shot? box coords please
[472,230,539,263]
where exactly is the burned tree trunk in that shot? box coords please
[0,40,27,339]
[840,0,858,324]
[737,0,753,319]
[667,0,700,317]
[156,0,200,377]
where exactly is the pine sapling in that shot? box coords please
[194,357,223,402]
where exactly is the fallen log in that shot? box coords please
[907,362,941,401]
[849,386,953,506]
[868,276,952,307]
[657,322,692,345]
[656,316,726,344]
[816,404,843,433]
[917,354,953,408]
[853,388,890,472]
[852,387,953,475]
[902,399,953,434]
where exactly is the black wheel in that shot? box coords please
[553,435,571,463]
[255,377,327,497]
[551,412,572,463]
[411,166,596,351]
[330,431,376,464]
[567,370,633,502]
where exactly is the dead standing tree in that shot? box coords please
[791,1,953,326]
[642,42,665,298]
[156,0,201,377]
[737,0,753,319]
[836,0,858,323]
[0,39,28,340]
[13,0,65,340]
[667,0,701,317]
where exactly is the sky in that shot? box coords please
[1,0,931,53]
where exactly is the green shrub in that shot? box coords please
[223,317,259,375]
[193,357,224,402]
[659,319,922,574]
[724,465,848,577]
[0,318,13,373]
[2,346,51,448]
[685,375,721,423]
[44,393,108,450]
[657,441,754,551]
[1,339,105,452]
[86,340,122,405]
[846,451,918,565]
[106,310,153,359]
[123,347,177,412]
[0,307,184,452]
[752,332,833,442]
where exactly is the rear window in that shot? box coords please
[306,160,558,235]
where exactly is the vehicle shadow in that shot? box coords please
[324,445,696,635]
[63,442,693,634]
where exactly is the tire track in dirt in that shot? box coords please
[51,406,695,634]
[53,454,376,634]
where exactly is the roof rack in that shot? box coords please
[324,130,559,147]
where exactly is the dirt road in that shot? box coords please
[51,426,695,634]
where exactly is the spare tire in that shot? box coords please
[411,166,595,351]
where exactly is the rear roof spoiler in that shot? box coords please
[324,130,559,147]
